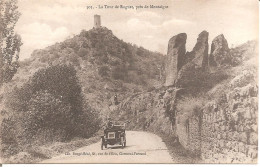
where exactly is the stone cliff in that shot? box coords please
[176,31,209,88]
[189,30,209,69]
[114,30,258,163]
[165,31,210,88]
[177,66,258,163]
[175,38,258,163]
[165,33,187,86]
[209,34,231,68]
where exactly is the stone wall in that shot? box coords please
[200,86,258,163]
[176,116,189,149]
[176,114,201,155]
[176,82,258,163]
[188,115,201,155]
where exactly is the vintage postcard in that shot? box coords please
[0,0,258,164]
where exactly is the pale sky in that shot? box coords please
[16,0,258,60]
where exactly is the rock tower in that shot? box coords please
[165,33,187,86]
[209,34,230,67]
[94,14,101,28]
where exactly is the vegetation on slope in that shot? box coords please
[1,65,100,158]
[0,26,164,161]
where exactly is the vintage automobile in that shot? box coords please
[101,121,126,150]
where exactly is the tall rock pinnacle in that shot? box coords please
[165,33,187,86]
[190,30,209,69]
[209,34,230,67]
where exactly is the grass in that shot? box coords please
[158,132,202,163]
[176,96,206,121]
[4,131,102,163]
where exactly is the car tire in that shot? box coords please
[121,137,124,148]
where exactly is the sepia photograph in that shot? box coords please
[0,0,258,164]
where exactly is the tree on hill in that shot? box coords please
[1,65,100,157]
[0,0,22,85]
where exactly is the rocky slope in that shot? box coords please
[113,31,258,163]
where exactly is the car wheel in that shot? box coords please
[121,137,124,148]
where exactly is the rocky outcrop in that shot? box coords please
[176,71,258,163]
[175,62,196,88]
[190,30,209,69]
[117,87,178,134]
[175,42,258,163]
[209,34,231,67]
[115,33,258,163]
[200,79,258,163]
[175,31,209,88]
[165,33,187,86]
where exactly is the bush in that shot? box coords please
[1,64,100,157]
[176,97,206,122]
[177,65,229,94]
[23,90,72,142]
[1,117,20,157]
[77,48,89,57]
[2,62,19,83]
[98,66,110,77]
[111,65,127,80]
[30,65,83,114]
[75,104,101,138]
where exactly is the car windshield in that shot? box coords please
[113,121,124,125]
[110,121,125,129]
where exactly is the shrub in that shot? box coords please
[2,62,19,83]
[126,71,146,85]
[1,64,100,157]
[23,90,73,143]
[77,48,89,57]
[111,65,127,80]
[30,65,83,114]
[1,117,20,157]
[98,66,110,77]
[176,96,206,123]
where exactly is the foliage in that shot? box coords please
[177,66,229,95]
[111,65,127,80]
[78,28,164,86]
[77,47,89,57]
[176,96,206,123]
[1,65,100,157]
[0,26,165,158]
[98,65,110,77]
[0,0,22,84]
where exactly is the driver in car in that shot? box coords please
[106,118,113,128]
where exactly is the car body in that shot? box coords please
[101,121,126,150]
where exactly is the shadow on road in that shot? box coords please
[105,145,135,150]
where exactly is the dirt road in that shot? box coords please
[41,131,174,163]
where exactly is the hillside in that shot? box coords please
[112,32,258,163]
[0,25,257,163]
[2,26,165,119]
[0,26,165,161]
